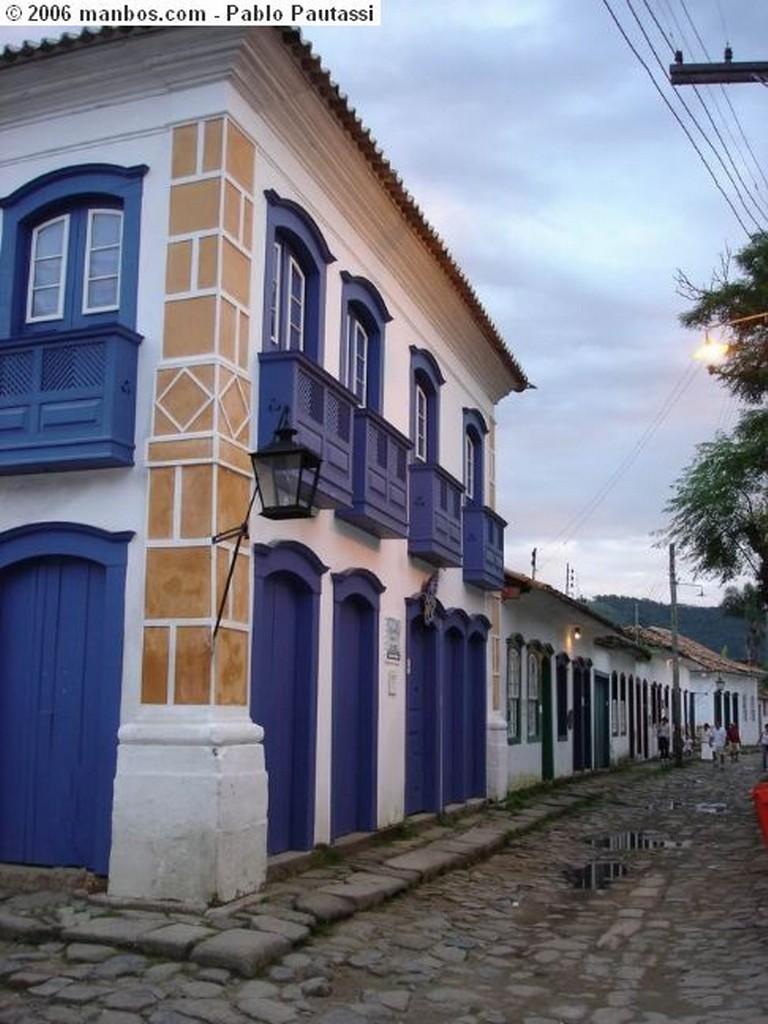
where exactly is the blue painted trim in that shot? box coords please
[253,540,328,586]
[331,567,386,600]
[262,190,335,363]
[251,540,327,854]
[0,520,130,873]
[340,272,389,414]
[462,408,487,505]
[0,163,147,337]
[462,504,506,590]
[0,324,143,474]
[409,346,444,465]
[257,349,355,509]
[330,568,383,838]
[0,521,133,568]
[335,407,411,539]
[340,271,392,323]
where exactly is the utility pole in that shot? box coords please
[670,48,768,86]
[669,543,683,767]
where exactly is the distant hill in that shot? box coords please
[588,594,765,666]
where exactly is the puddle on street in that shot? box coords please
[587,831,687,851]
[695,802,728,814]
[564,861,628,889]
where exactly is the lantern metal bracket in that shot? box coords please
[211,487,259,639]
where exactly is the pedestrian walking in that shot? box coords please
[726,722,741,762]
[700,723,714,761]
[712,723,727,768]
[760,724,768,772]
[657,716,671,761]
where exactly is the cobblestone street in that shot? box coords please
[2,754,768,1024]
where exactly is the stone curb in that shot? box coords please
[0,764,659,977]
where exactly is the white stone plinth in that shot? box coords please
[108,711,268,905]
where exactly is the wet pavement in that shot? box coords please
[1,751,768,1023]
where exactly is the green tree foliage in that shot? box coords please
[667,233,768,608]
[590,594,764,665]
[722,583,766,667]
[664,410,768,607]
[676,231,768,403]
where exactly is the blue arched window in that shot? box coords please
[463,407,488,505]
[0,165,146,473]
[262,190,335,364]
[340,272,390,413]
[410,346,444,464]
[0,164,147,339]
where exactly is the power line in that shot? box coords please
[531,359,704,585]
[601,0,755,236]
[622,0,766,231]
[676,0,768,201]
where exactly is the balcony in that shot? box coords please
[0,326,142,475]
[258,350,355,509]
[408,462,463,567]
[336,408,411,539]
[462,504,507,590]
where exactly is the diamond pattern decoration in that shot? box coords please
[219,372,250,440]
[156,368,213,433]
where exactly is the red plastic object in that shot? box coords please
[752,783,768,847]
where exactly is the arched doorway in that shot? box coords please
[251,542,327,855]
[331,569,384,839]
[0,523,130,874]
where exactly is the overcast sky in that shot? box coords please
[3,3,765,606]
[307,0,766,606]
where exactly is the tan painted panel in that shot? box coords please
[175,626,212,704]
[142,626,170,704]
[231,551,250,624]
[216,436,252,474]
[220,298,236,363]
[145,546,211,618]
[148,437,214,463]
[169,179,222,236]
[242,197,253,252]
[163,296,216,357]
[181,463,213,538]
[148,466,175,539]
[203,117,223,173]
[223,180,241,239]
[166,240,192,294]
[214,627,248,706]
[172,123,198,179]
[216,465,250,536]
[222,238,250,306]
[225,120,255,193]
[238,311,250,369]
[197,235,218,290]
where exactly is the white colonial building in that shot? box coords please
[0,27,529,903]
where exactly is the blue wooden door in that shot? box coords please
[405,615,438,815]
[442,627,465,805]
[0,555,120,874]
[331,595,376,839]
[468,632,487,797]
[252,571,314,855]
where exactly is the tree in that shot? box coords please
[721,583,767,666]
[676,231,768,403]
[664,409,768,608]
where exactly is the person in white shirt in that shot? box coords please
[712,724,727,769]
